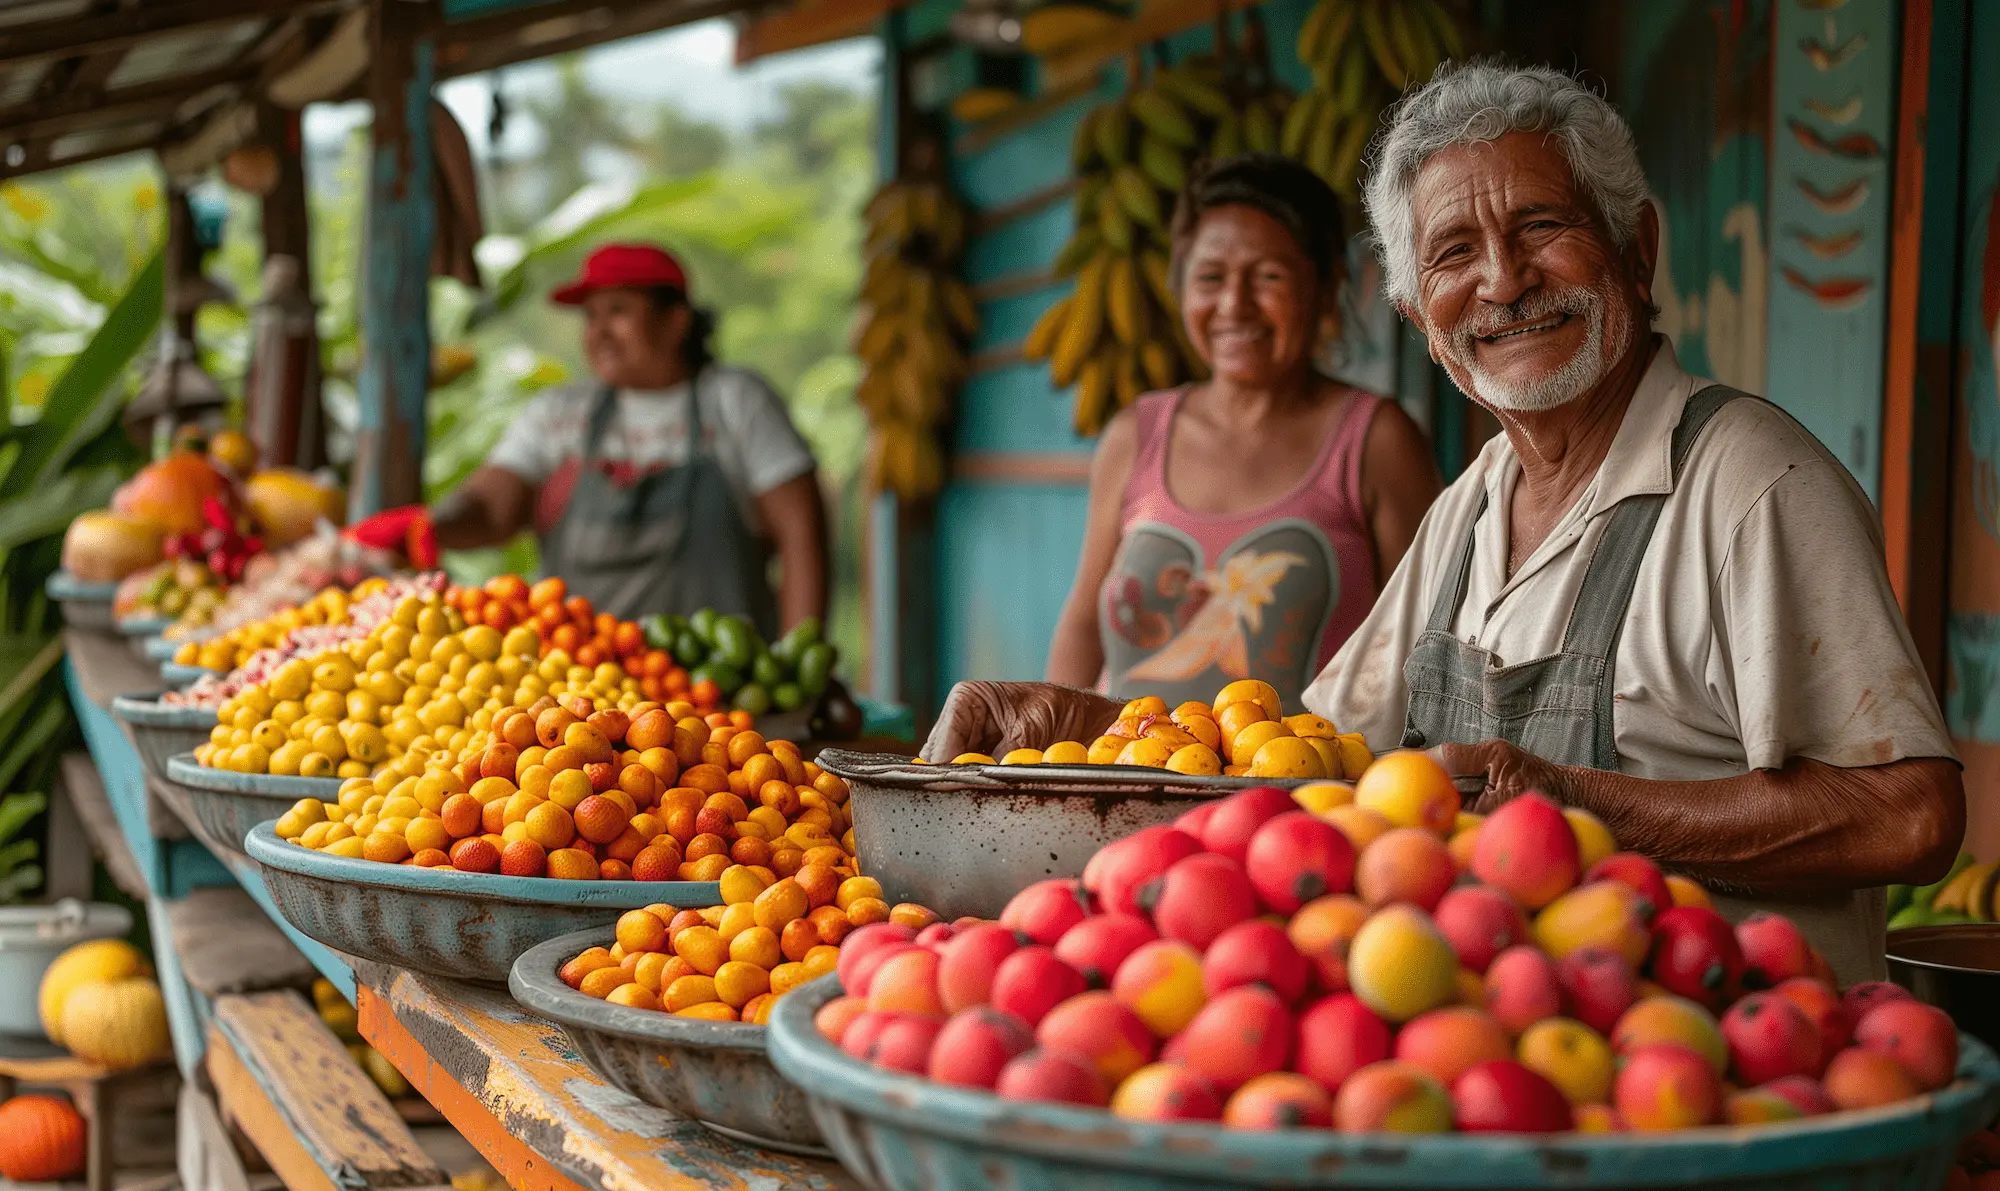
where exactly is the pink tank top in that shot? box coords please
[1099,386,1382,709]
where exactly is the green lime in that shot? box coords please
[734,683,772,716]
[752,653,785,688]
[796,642,835,697]
[673,630,707,667]
[689,662,743,694]
[712,617,756,670]
[772,682,804,711]
[689,607,720,645]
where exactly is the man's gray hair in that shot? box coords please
[1363,61,1651,308]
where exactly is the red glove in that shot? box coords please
[343,505,438,569]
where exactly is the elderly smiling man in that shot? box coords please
[926,63,1964,984]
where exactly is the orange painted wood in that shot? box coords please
[355,963,852,1191]
[736,0,909,63]
[1881,0,1932,611]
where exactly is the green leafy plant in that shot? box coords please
[0,792,47,901]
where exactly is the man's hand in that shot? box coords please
[1431,739,1575,813]
[922,681,1123,763]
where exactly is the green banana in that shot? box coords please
[1886,883,1913,918]
[1113,165,1164,229]
[1418,0,1465,59]
[1156,67,1232,120]
[1243,101,1278,154]
[1280,88,1324,156]
[1139,134,1189,192]
[1296,0,1339,67]
[1052,225,1103,277]
[1096,185,1134,254]
[1387,1,1426,88]
[1130,88,1199,149]
[1306,101,1341,180]
[1335,39,1370,114]
[1330,108,1375,197]
[1208,112,1244,161]
[1360,0,1408,90]
[1094,100,1131,167]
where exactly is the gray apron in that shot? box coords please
[539,377,778,635]
[1401,384,1743,766]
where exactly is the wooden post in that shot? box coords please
[249,102,324,469]
[350,0,438,520]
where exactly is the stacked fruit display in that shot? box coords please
[1951,1127,2000,1190]
[165,529,400,643]
[276,689,854,883]
[503,577,709,708]
[1888,851,1996,928]
[1024,47,1294,435]
[642,610,838,717]
[557,878,940,1024]
[854,155,974,502]
[818,755,1961,1134]
[167,574,447,705]
[192,591,547,777]
[943,681,1371,781]
[1287,0,1467,200]
[114,557,227,623]
[38,938,172,1073]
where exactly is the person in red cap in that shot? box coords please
[427,242,826,633]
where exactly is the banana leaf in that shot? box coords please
[0,463,121,554]
[5,243,161,495]
[0,697,64,796]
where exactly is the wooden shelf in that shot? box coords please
[355,962,857,1191]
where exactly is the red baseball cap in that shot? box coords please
[550,242,689,305]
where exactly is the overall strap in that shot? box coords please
[1560,384,1746,662]
[683,367,706,453]
[581,385,620,463]
[1421,490,1489,635]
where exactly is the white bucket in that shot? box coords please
[0,900,135,1038]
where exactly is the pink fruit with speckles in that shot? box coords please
[937,922,1026,1014]
[1000,879,1092,945]
[1244,812,1356,914]
[1294,993,1392,1094]
[1433,886,1530,975]
[1196,786,1301,864]
[1202,919,1309,1003]
[995,1049,1108,1106]
[1052,913,1157,989]
[1085,826,1203,916]
[1485,945,1563,1034]
[928,1008,1034,1088]
[1472,794,1581,909]
[1140,853,1257,949]
[988,946,1087,1027]
[1720,993,1823,1086]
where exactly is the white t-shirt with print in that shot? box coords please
[485,367,816,536]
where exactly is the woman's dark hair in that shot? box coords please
[1167,153,1347,292]
[646,285,717,374]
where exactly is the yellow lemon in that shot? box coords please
[1292,781,1355,816]
[1563,808,1619,869]
[1113,738,1174,768]
[1248,736,1325,779]
[1042,740,1089,765]
[1228,719,1294,768]
[1304,738,1344,779]
[950,752,996,765]
[1086,736,1127,765]
[1164,743,1221,775]
[1284,713,1339,739]
[1335,733,1375,781]
[1213,679,1282,721]
[1000,748,1045,765]
[1120,696,1169,718]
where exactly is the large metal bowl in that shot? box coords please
[509,928,828,1156]
[144,633,190,662]
[1888,924,2000,1052]
[244,822,722,984]
[165,752,338,859]
[816,749,1308,920]
[768,976,2000,1191]
[111,693,217,782]
[160,660,219,687]
[47,570,117,632]
[115,614,172,662]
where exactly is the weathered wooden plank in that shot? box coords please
[209,991,449,1191]
[57,750,148,900]
[736,0,906,63]
[437,0,748,80]
[0,0,341,71]
[354,963,855,1191]
[1036,0,1274,91]
[165,887,318,999]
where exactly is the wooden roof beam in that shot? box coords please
[0,0,350,71]
[0,64,249,140]
[434,0,755,79]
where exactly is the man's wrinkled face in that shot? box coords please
[1404,131,1646,413]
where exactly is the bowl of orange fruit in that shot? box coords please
[821,681,1372,919]
[509,883,940,1154]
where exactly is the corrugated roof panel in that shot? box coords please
[106,18,266,87]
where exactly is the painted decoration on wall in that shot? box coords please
[1765,0,1897,500]
[1619,0,1771,397]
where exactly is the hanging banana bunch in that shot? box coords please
[854,175,976,502]
[1027,45,1295,438]
[1286,0,1467,202]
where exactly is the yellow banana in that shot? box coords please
[1072,351,1116,436]
[1417,0,1464,60]
[1280,89,1325,157]
[1361,0,1409,90]
[1306,102,1342,180]
[1296,0,1339,68]
[1051,253,1110,387]
[1334,38,1369,115]
[1106,254,1148,347]
[1155,66,1232,119]
[943,277,979,339]
[855,314,902,364]
[1113,347,1145,409]
[1139,249,1176,313]
[1023,294,1073,360]
[1071,107,1102,171]
[1319,1,1361,71]
[855,368,897,418]
[1130,88,1198,148]
[1242,102,1278,154]
[1330,109,1375,198]
[1053,225,1103,277]
[1209,112,1244,161]
[1138,339,1179,390]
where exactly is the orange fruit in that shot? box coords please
[686,832,730,863]
[411,848,450,867]
[449,838,500,873]
[729,926,783,968]
[726,731,769,769]
[547,847,598,880]
[560,947,615,988]
[1215,700,1270,749]
[523,802,575,850]
[754,879,810,931]
[631,844,680,883]
[808,904,853,946]
[617,909,669,954]
[573,796,627,845]
[579,966,633,999]
[889,903,941,930]
[793,863,841,909]
[679,854,731,882]
[731,836,773,867]
[500,839,547,877]
[682,764,730,794]
[673,926,727,976]
[598,859,633,881]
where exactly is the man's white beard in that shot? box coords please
[1439,281,1633,412]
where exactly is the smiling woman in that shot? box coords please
[1045,154,1442,712]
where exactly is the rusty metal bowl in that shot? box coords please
[115,615,172,662]
[769,975,2000,1191]
[816,749,1308,920]
[1888,924,2000,1052]
[243,822,721,984]
[509,927,828,1156]
[111,693,217,782]
[160,660,219,687]
[165,751,338,860]
[47,571,116,632]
